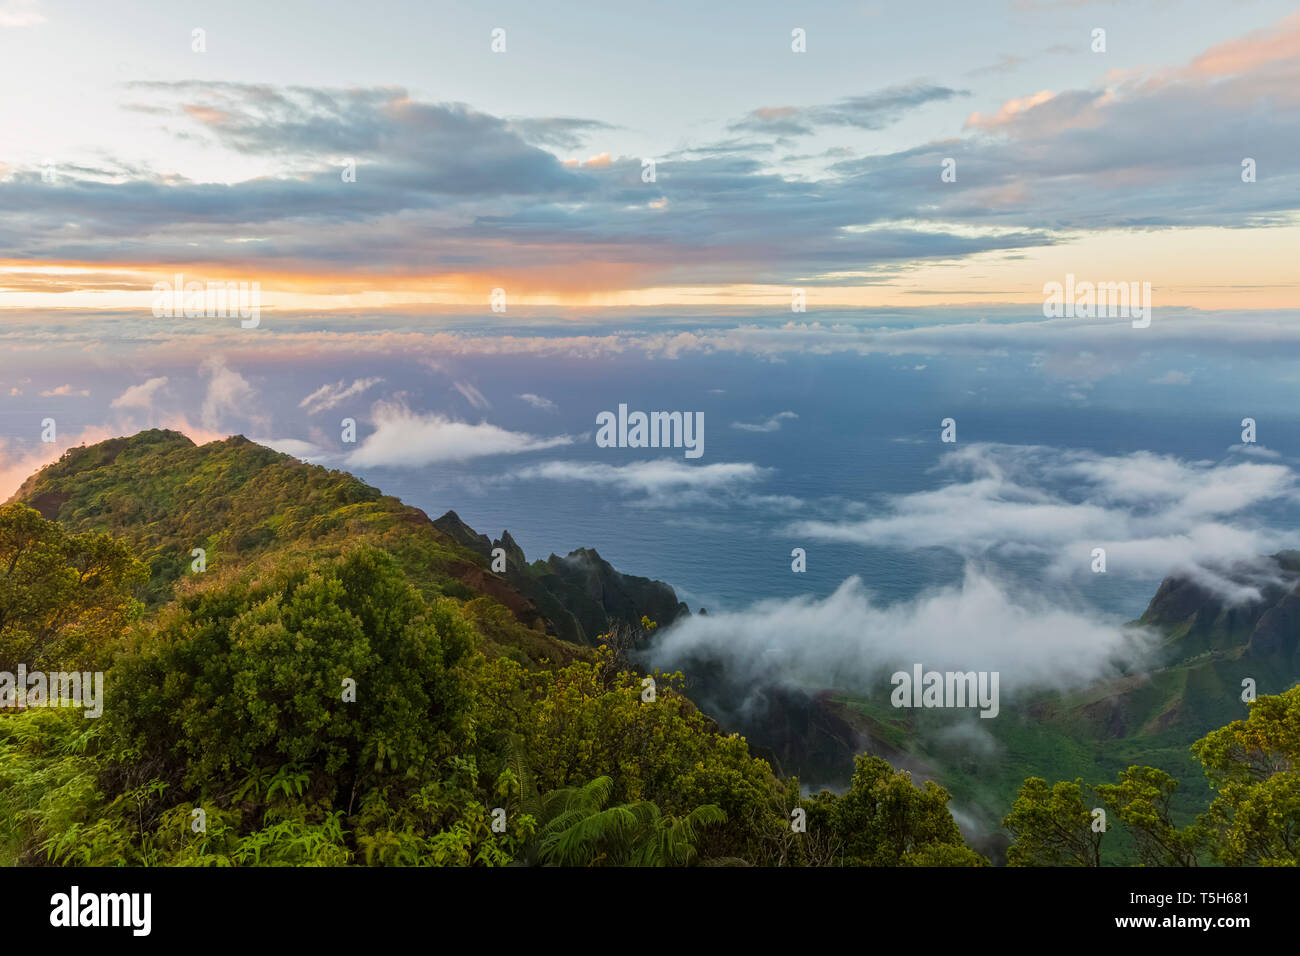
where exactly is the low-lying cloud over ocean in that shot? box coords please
[347,400,576,467]
[793,443,1299,603]
[644,438,1300,705]
[648,566,1156,700]
[8,308,1300,374]
[514,460,769,503]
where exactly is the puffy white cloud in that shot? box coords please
[110,376,169,408]
[518,392,557,412]
[199,356,260,431]
[650,567,1155,698]
[348,400,573,467]
[791,443,1298,601]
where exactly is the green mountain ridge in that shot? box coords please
[8,428,687,666]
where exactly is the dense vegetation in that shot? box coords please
[1,431,1297,866]
[0,508,975,865]
[0,500,145,673]
[1002,685,1300,866]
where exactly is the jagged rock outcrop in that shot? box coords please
[434,511,689,645]
[535,547,689,643]
[431,510,493,557]
[1140,551,1300,668]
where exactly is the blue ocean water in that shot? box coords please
[6,317,1300,626]
[351,346,1300,622]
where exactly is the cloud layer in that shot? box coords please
[650,567,1155,701]
[2,12,1297,295]
[793,443,1299,601]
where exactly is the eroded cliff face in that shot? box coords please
[1141,550,1300,669]
[432,510,689,645]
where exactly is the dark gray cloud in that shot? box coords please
[126,82,588,196]
[729,83,969,136]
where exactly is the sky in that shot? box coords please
[0,0,1298,312]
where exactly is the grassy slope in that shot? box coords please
[8,429,589,667]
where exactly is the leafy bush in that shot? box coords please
[107,545,478,787]
[0,502,145,672]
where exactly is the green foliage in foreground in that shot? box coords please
[803,755,989,867]
[11,496,1296,867]
[0,502,146,673]
[0,508,984,866]
[1003,685,1300,866]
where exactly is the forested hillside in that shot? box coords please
[1,431,1297,867]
